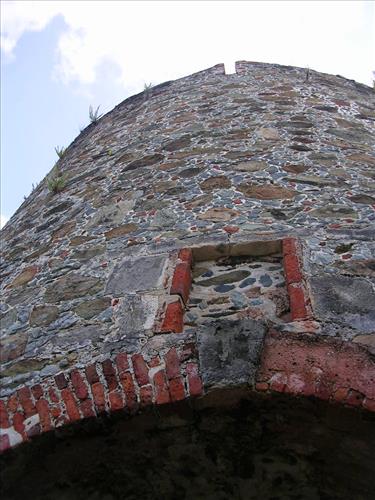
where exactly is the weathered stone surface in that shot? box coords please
[197,319,267,388]
[200,176,231,191]
[238,184,296,200]
[286,175,336,186]
[198,208,239,222]
[122,153,164,170]
[234,161,267,172]
[106,256,167,295]
[0,331,28,363]
[72,244,105,260]
[311,275,375,334]
[349,194,375,204]
[256,128,280,140]
[151,209,178,228]
[29,305,59,326]
[353,334,375,354]
[163,136,191,151]
[51,325,105,348]
[74,297,111,319]
[104,224,138,240]
[45,274,103,303]
[10,266,38,288]
[196,270,250,287]
[114,294,159,337]
[309,205,358,219]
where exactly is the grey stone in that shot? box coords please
[151,209,178,229]
[230,291,249,309]
[106,255,167,295]
[45,274,103,303]
[196,270,250,287]
[114,294,159,336]
[29,305,59,327]
[311,275,375,333]
[197,319,267,389]
[51,325,105,348]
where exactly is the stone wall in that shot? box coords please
[0,61,374,453]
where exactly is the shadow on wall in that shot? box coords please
[1,390,375,500]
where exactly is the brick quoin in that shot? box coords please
[178,248,193,268]
[160,300,184,333]
[170,262,192,305]
[288,284,309,320]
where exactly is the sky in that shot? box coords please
[1,0,374,228]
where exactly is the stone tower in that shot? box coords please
[1,62,374,499]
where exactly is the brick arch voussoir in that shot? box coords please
[0,346,203,453]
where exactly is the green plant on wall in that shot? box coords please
[47,164,66,194]
[89,105,103,124]
[54,146,66,159]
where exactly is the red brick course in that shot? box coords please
[0,345,203,453]
[160,300,184,333]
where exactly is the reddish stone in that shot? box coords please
[255,382,269,392]
[233,199,242,204]
[102,359,118,391]
[333,387,348,403]
[345,389,364,407]
[120,372,138,411]
[61,389,80,422]
[70,370,89,400]
[111,298,119,307]
[186,362,203,397]
[48,387,60,404]
[288,284,309,320]
[35,399,52,432]
[54,373,68,390]
[160,300,184,333]
[12,412,26,440]
[363,398,375,412]
[115,353,129,375]
[17,387,36,417]
[178,248,193,268]
[148,356,161,368]
[341,253,352,260]
[131,354,150,387]
[7,394,19,413]
[223,226,239,234]
[91,383,106,413]
[85,364,99,384]
[0,434,10,453]
[0,401,10,428]
[283,253,302,285]
[140,385,153,407]
[170,262,191,304]
[79,398,96,418]
[169,377,185,402]
[179,343,197,362]
[165,348,181,380]
[269,373,287,393]
[153,370,170,405]
[108,391,124,412]
[31,384,44,400]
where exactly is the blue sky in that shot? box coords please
[1,0,374,227]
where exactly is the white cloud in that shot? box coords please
[1,0,374,91]
[1,214,9,229]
